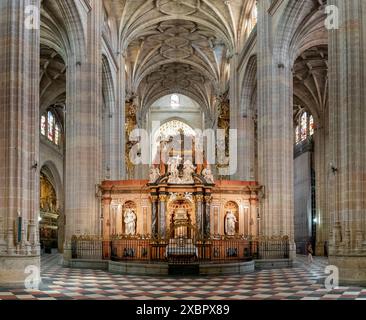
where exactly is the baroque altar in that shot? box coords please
[100,129,262,256]
[100,177,261,241]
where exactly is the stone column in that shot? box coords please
[238,55,257,181]
[102,58,124,181]
[314,126,330,256]
[0,0,41,286]
[204,196,212,237]
[257,1,295,256]
[151,196,158,236]
[158,194,167,238]
[195,194,204,236]
[117,53,126,179]
[237,111,256,181]
[64,1,103,252]
[328,0,366,284]
[249,193,260,238]
[101,197,111,240]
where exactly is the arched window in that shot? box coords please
[300,112,308,141]
[295,126,301,144]
[48,111,55,141]
[309,115,315,136]
[171,94,180,108]
[294,111,315,145]
[158,120,196,139]
[41,110,62,146]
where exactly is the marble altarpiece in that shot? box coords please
[101,130,261,241]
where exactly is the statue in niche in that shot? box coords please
[225,211,237,236]
[202,166,214,184]
[182,160,196,184]
[149,166,160,183]
[168,156,182,184]
[124,209,137,236]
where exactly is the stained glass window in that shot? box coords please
[295,126,300,144]
[41,115,46,136]
[55,124,60,145]
[295,111,315,145]
[171,94,180,108]
[41,110,62,146]
[300,112,308,142]
[309,115,315,136]
[48,111,55,141]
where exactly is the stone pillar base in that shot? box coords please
[63,241,72,264]
[289,241,297,260]
[329,255,366,286]
[0,255,40,288]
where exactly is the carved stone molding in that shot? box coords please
[156,0,201,16]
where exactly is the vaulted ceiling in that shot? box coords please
[293,45,328,125]
[103,0,257,118]
[40,44,66,121]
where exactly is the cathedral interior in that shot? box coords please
[0,0,366,301]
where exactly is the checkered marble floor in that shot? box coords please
[1,255,366,300]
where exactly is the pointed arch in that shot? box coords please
[240,55,257,118]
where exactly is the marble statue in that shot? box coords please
[202,166,214,183]
[167,156,182,184]
[149,166,160,183]
[124,209,137,236]
[225,211,237,236]
[182,160,196,184]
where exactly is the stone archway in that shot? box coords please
[167,198,196,239]
[40,166,61,253]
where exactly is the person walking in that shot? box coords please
[306,241,314,264]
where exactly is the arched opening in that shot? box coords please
[167,199,195,239]
[39,40,66,254]
[151,119,201,177]
[292,45,328,256]
[147,94,204,172]
[39,167,60,253]
[293,108,316,255]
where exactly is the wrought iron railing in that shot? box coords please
[71,235,290,263]
[71,236,104,260]
[251,237,290,259]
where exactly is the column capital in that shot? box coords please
[204,195,212,203]
[150,195,158,203]
[102,197,112,205]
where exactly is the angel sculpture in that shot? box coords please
[182,160,196,184]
